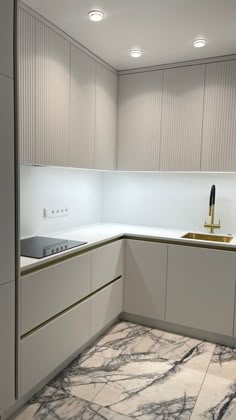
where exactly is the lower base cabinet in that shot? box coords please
[124,240,167,320]
[0,281,15,415]
[20,298,90,397]
[166,245,236,336]
[91,278,124,337]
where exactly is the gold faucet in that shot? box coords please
[204,185,221,234]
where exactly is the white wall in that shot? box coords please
[20,166,104,238]
[103,172,236,234]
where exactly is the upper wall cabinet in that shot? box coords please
[70,46,96,168]
[18,10,70,166]
[117,60,236,172]
[35,21,70,167]
[201,60,236,171]
[160,65,205,171]
[0,0,14,78]
[95,63,118,170]
[118,66,205,171]
[18,7,118,170]
[118,71,163,171]
[18,8,36,164]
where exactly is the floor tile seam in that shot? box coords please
[47,381,104,407]
[120,334,147,356]
[85,337,148,409]
[90,384,133,418]
[189,343,216,420]
[46,386,133,419]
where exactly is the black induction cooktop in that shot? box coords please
[21,236,87,259]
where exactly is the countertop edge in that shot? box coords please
[20,225,236,275]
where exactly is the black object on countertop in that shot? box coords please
[209,184,216,207]
[21,236,87,259]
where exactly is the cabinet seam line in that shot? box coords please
[164,245,168,320]
[199,64,206,171]
[33,15,36,164]
[232,281,236,336]
[158,70,164,170]
[116,74,119,169]
[89,253,92,338]
[68,43,71,167]
[93,64,97,168]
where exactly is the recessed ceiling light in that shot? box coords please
[192,39,207,48]
[130,49,142,58]
[88,10,104,22]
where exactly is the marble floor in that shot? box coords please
[12,322,236,420]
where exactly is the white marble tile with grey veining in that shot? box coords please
[13,322,236,420]
[49,322,150,402]
[11,386,132,420]
[92,330,215,419]
[190,345,236,420]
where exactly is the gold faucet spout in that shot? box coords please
[204,186,221,234]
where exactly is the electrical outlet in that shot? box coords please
[43,207,69,219]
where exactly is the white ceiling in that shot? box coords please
[21,0,236,70]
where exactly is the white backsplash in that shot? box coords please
[102,172,236,234]
[20,166,104,238]
[20,166,236,237]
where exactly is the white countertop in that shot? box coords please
[20,223,236,273]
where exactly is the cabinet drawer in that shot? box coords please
[91,278,124,336]
[20,298,90,397]
[91,240,124,292]
[21,252,91,335]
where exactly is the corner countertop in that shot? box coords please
[20,223,236,274]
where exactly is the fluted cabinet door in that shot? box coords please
[18,8,36,164]
[118,71,163,171]
[70,45,96,168]
[201,60,236,171]
[35,21,70,166]
[160,65,205,171]
[95,64,117,170]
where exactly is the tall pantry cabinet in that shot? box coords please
[0,0,16,416]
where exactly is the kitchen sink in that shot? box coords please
[181,232,234,243]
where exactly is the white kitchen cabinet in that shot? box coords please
[166,245,236,336]
[0,282,15,414]
[21,253,91,335]
[70,45,96,168]
[18,8,36,165]
[118,70,163,170]
[90,278,124,337]
[20,297,90,397]
[201,60,236,171]
[160,65,205,171]
[234,301,236,337]
[95,64,118,170]
[0,75,15,285]
[0,0,13,78]
[35,20,70,166]
[91,240,124,292]
[125,240,168,320]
